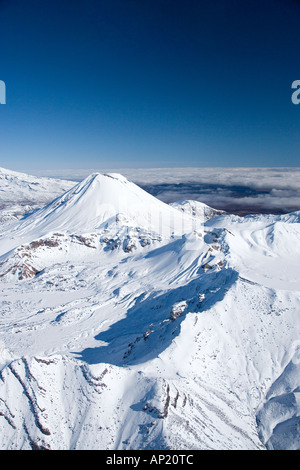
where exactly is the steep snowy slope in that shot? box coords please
[0,167,75,225]
[12,172,199,236]
[206,213,300,291]
[0,171,299,450]
[0,172,202,274]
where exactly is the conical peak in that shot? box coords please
[11,171,202,239]
[68,172,131,200]
[74,172,129,192]
[82,172,129,183]
[103,173,129,183]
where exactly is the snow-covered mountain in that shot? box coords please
[0,166,75,225]
[5,172,200,239]
[0,168,299,450]
[170,199,226,221]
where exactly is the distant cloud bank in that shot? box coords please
[31,167,300,216]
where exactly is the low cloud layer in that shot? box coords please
[32,167,300,216]
[125,167,300,215]
[137,182,300,215]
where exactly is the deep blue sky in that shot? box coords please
[0,0,299,171]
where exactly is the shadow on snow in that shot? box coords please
[74,267,238,366]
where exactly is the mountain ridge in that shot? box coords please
[0,167,299,450]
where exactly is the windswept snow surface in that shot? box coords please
[0,169,299,450]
